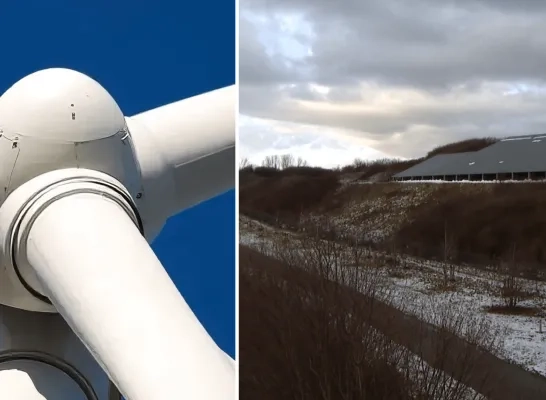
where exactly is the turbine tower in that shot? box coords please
[0,68,235,399]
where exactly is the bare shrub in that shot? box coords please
[501,273,523,309]
[394,183,546,270]
[341,157,421,180]
[426,138,497,159]
[442,220,458,288]
[239,157,251,170]
[296,156,309,167]
[240,246,409,400]
[412,299,504,399]
[239,172,340,229]
[240,233,501,400]
[499,245,526,309]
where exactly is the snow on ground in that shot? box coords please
[240,217,482,399]
[389,273,546,376]
[305,183,438,243]
[240,215,546,377]
[324,179,544,244]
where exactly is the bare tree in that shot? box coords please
[501,244,524,309]
[386,240,405,278]
[239,157,251,170]
[261,154,309,169]
[296,157,308,167]
[262,155,281,169]
[352,157,365,169]
[241,233,501,400]
[442,220,457,286]
[280,154,294,169]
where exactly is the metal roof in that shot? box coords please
[394,134,546,178]
[394,153,476,178]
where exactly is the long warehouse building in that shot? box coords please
[393,134,546,181]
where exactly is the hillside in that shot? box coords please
[331,137,497,179]
[239,175,546,378]
[240,171,546,271]
[240,137,546,384]
[240,136,546,269]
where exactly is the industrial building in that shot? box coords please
[393,134,546,181]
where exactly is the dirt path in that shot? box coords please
[240,245,546,400]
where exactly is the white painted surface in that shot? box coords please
[124,117,176,242]
[0,68,142,207]
[0,68,236,399]
[0,68,235,243]
[0,168,139,313]
[0,369,46,400]
[0,68,125,142]
[23,191,234,399]
[0,305,110,399]
[129,85,235,240]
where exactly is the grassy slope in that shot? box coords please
[240,137,546,269]
[241,170,546,270]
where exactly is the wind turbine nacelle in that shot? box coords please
[0,68,143,207]
[0,67,235,317]
[0,68,235,399]
[0,68,161,312]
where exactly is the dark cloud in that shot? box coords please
[240,0,546,158]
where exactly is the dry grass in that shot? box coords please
[486,305,541,316]
[426,138,497,158]
[239,168,340,228]
[333,138,497,180]
[340,158,422,180]
[240,248,411,400]
[241,171,546,274]
[395,183,546,267]
[240,234,503,400]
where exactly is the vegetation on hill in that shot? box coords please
[241,176,546,271]
[425,137,497,159]
[239,137,546,272]
[239,137,539,399]
[394,183,546,267]
[239,166,338,226]
[240,137,498,182]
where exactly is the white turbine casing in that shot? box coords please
[0,170,140,314]
[0,68,143,208]
[0,370,47,399]
[0,68,236,399]
[0,169,234,399]
[0,69,144,312]
[127,85,235,241]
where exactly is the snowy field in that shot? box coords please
[240,215,546,377]
[240,216,483,399]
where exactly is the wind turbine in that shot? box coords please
[0,68,235,399]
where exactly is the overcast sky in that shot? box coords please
[239,0,546,167]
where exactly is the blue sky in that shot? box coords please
[0,0,235,357]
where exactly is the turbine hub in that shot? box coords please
[0,68,143,207]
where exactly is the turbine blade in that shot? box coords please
[23,192,235,399]
[128,86,235,229]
